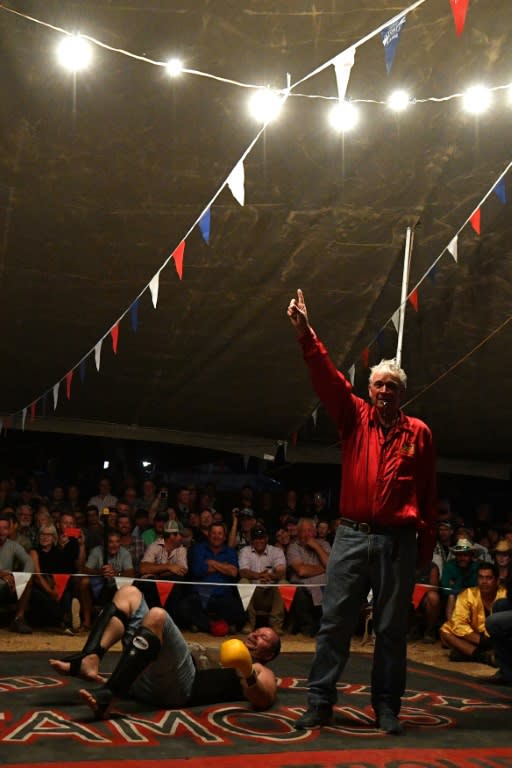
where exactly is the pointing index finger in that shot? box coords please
[297,288,304,304]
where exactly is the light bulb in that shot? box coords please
[248,88,283,124]
[387,89,411,112]
[56,35,93,72]
[328,101,359,133]
[166,58,184,77]
[462,85,492,115]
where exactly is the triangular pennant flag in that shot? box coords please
[53,573,70,600]
[171,241,186,281]
[198,208,211,244]
[111,323,119,354]
[156,580,174,607]
[149,272,160,307]
[79,359,86,384]
[30,401,36,423]
[332,47,355,102]
[237,584,256,611]
[376,329,385,351]
[412,583,433,610]
[391,310,400,332]
[115,577,134,591]
[450,0,469,37]
[493,178,507,205]
[95,340,103,372]
[470,209,481,235]
[408,288,419,312]
[312,406,319,428]
[130,299,139,332]
[360,348,369,369]
[447,235,458,262]
[348,364,355,386]
[381,15,406,74]
[21,407,27,431]
[14,572,32,600]
[227,160,245,206]
[278,584,297,613]
[53,382,60,411]
[65,370,74,400]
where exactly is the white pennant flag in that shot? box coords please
[21,408,27,431]
[14,572,32,599]
[447,235,458,262]
[115,577,134,591]
[53,382,60,410]
[312,406,319,428]
[333,47,356,102]
[348,364,355,386]
[391,310,400,332]
[237,583,256,611]
[149,272,160,308]
[95,339,103,372]
[227,160,245,206]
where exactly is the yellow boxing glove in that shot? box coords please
[219,638,253,679]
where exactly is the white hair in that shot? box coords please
[369,359,407,390]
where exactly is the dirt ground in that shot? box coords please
[0,625,497,681]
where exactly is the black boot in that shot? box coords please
[82,626,161,718]
[63,601,128,676]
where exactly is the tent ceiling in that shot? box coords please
[0,1,511,473]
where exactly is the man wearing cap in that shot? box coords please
[228,507,257,551]
[138,520,188,613]
[441,538,479,621]
[287,289,436,735]
[239,526,287,635]
[440,562,506,663]
[50,584,281,718]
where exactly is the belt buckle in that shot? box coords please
[359,522,371,534]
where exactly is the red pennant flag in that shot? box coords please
[360,347,369,369]
[111,323,119,354]
[278,584,297,613]
[156,580,174,607]
[30,402,36,423]
[53,574,71,600]
[408,288,419,312]
[450,0,469,37]
[470,209,481,235]
[172,240,186,280]
[65,370,74,400]
[412,584,431,610]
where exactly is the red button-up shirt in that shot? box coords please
[300,329,437,559]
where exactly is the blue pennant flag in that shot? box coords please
[130,299,139,332]
[381,15,406,75]
[428,265,437,283]
[493,178,507,205]
[79,359,87,384]
[198,208,211,244]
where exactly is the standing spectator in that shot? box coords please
[88,478,118,515]
[286,518,330,637]
[440,562,506,663]
[287,289,436,735]
[239,526,287,635]
[432,521,454,579]
[0,514,34,633]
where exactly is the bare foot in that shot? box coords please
[49,654,106,683]
[79,686,114,719]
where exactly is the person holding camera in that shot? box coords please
[228,507,258,551]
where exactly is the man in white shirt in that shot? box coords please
[88,478,118,515]
[239,526,287,635]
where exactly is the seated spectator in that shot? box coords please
[80,530,134,630]
[239,526,287,635]
[142,510,169,547]
[132,507,151,539]
[16,504,38,550]
[441,538,479,620]
[139,520,188,611]
[409,561,441,644]
[277,489,300,531]
[87,477,118,514]
[316,520,332,545]
[228,507,257,551]
[482,569,512,686]
[172,486,191,523]
[312,491,330,523]
[50,485,68,516]
[137,479,158,514]
[286,517,331,637]
[440,562,506,664]
[84,505,104,553]
[274,526,291,554]
[4,508,31,553]
[493,539,512,586]
[0,513,34,633]
[121,487,138,517]
[449,523,492,563]
[56,512,87,630]
[66,484,83,516]
[193,508,213,544]
[175,522,245,634]
[116,511,145,576]
[30,524,73,632]
[432,521,454,579]
[286,517,299,545]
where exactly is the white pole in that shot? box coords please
[396,226,414,367]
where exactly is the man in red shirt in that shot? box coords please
[288,289,436,735]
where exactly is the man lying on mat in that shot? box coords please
[49,584,280,718]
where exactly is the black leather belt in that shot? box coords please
[340,517,400,536]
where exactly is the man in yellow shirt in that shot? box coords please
[440,562,506,664]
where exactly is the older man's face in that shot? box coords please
[368,373,402,414]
